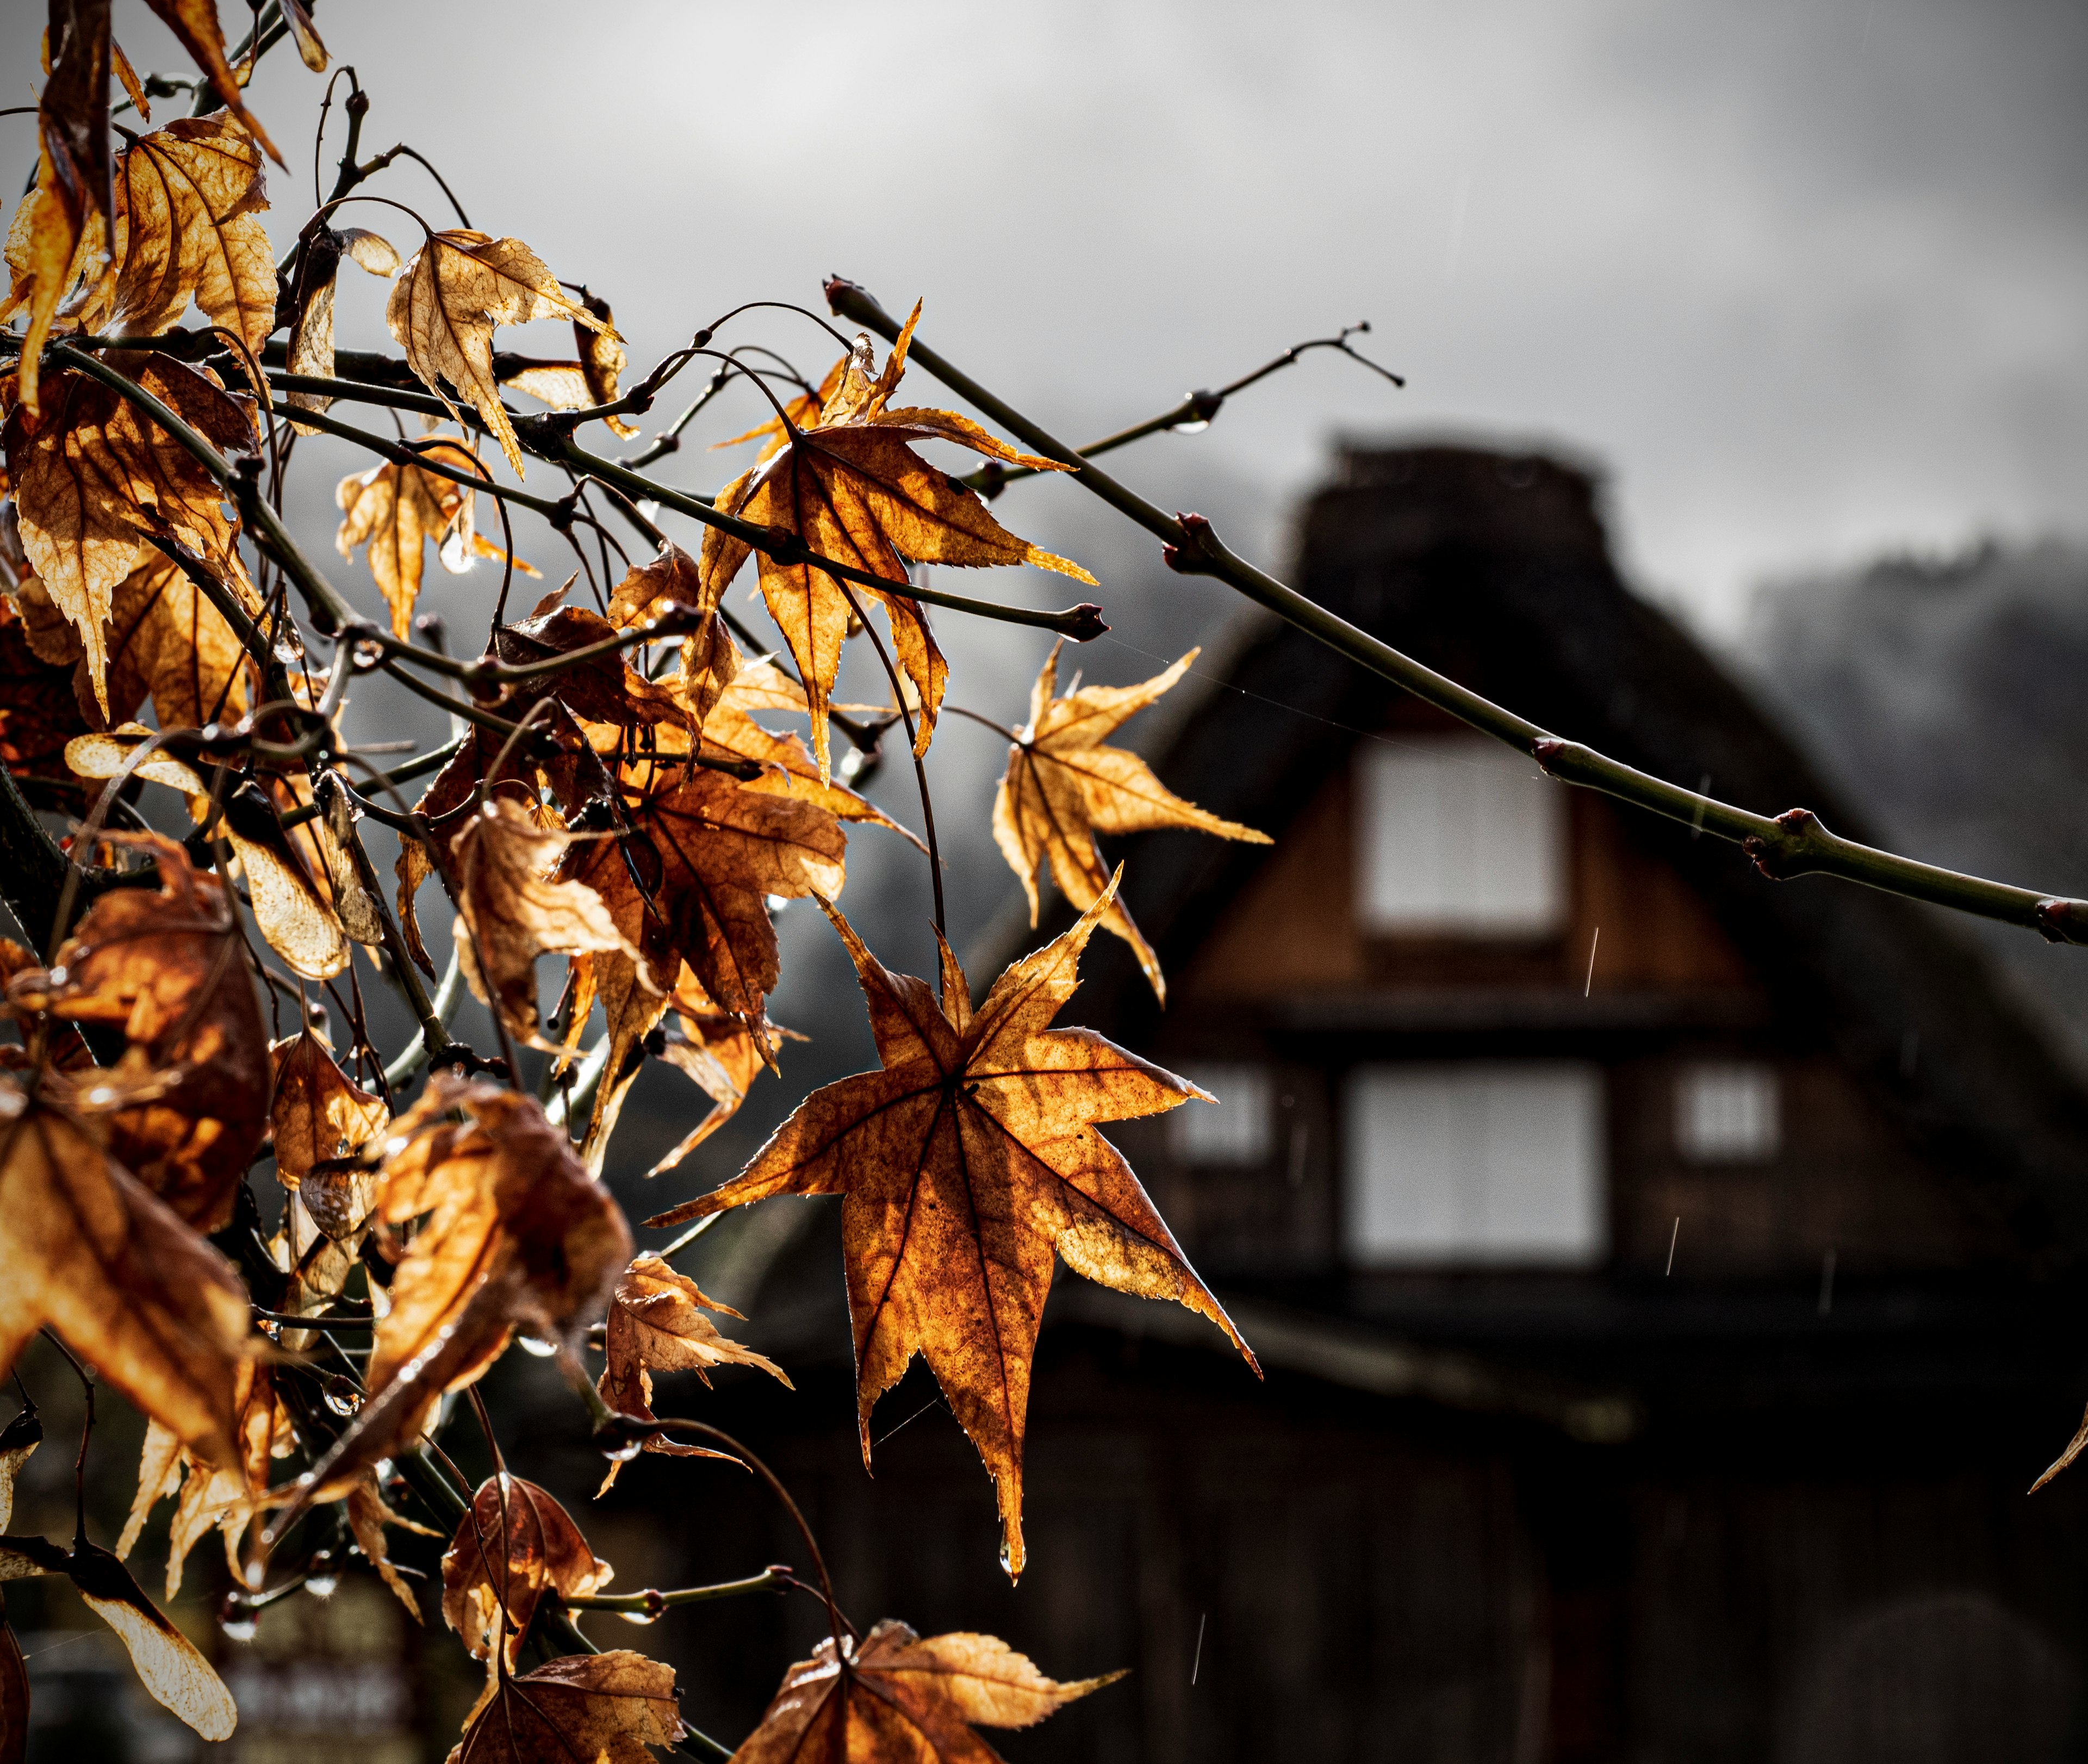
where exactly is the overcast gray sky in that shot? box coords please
[187,0,2088,634]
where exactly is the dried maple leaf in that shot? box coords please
[384,229,610,475]
[282,1081,630,1519]
[451,797,650,1053]
[449,1650,683,1764]
[285,225,399,432]
[117,1360,290,1599]
[42,832,270,1225]
[502,289,637,439]
[593,1252,787,1493]
[735,1620,1120,1764]
[269,1026,387,1188]
[604,542,737,731]
[644,876,1254,1580]
[140,0,281,164]
[0,0,113,416]
[1,356,257,714]
[441,1474,611,1666]
[644,968,797,1177]
[101,117,274,351]
[335,437,515,637]
[0,1079,248,1469]
[556,748,846,1032]
[700,302,1092,781]
[346,1470,439,1617]
[993,642,1269,1003]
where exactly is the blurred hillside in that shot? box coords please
[1747,539,2088,1073]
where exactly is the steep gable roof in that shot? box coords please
[1031,444,2088,1259]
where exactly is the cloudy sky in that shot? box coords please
[177,0,2088,635]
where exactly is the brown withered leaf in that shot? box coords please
[347,1470,438,1618]
[285,225,398,432]
[492,601,683,731]
[0,592,90,784]
[604,542,736,731]
[451,798,649,1053]
[279,0,326,71]
[699,656,912,843]
[2,356,256,715]
[103,117,273,350]
[0,1079,248,1469]
[68,1537,239,1738]
[644,877,1254,1580]
[269,1027,387,1189]
[43,833,270,1225]
[645,969,796,1178]
[441,1474,611,1666]
[282,1082,631,1520]
[117,1360,290,1599]
[385,230,611,475]
[335,437,523,637]
[735,1620,1120,1764]
[0,0,113,417]
[449,1650,683,1764]
[140,0,281,164]
[574,288,639,438]
[594,1252,786,1493]
[556,748,845,1029]
[0,1405,40,1535]
[993,642,1268,1003]
[700,301,1093,781]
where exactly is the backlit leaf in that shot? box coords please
[441,1474,611,1666]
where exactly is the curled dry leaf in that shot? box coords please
[269,1027,387,1190]
[139,0,282,164]
[0,0,113,417]
[335,437,518,637]
[0,1405,40,1535]
[101,117,274,351]
[283,1081,631,1521]
[440,1474,611,1666]
[644,969,797,1177]
[451,797,649,1053]
[594,1252,786,1492]
[994,642,1269,1003]
[645,875,1254,1581]
[604,542,736,731]
[735,1619,1121,1764]
[1,356,256,715]
[573,287,639,438]
[117,1361,290,1599]
[347,1470,439,1618]
[449,1649,683,1764]
[492,601,682,732]
[700,301,1092,781]
[279,0,326,71]
[0,1080,248,1473]
[43,833,270,1225]
[285,225,398,432]
[67,1538,238,1738]
[384,230,610,475]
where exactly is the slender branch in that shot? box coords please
[558,1568,784,1613]
[823,278,2088,947]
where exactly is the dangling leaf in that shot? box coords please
[448,1650,682,1763]
[440,1474,611,1666]
[139,0,282,164]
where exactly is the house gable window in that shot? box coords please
[1675,1063,1780,1163]
[1170,1063,1276,1166]
[1344,1063,1606,1265]
[1355,735,1568,936]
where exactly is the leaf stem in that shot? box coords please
[558,1568,785,1612]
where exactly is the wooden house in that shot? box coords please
[593,445,2088,1764]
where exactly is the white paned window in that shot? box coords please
[1355,735,1568,935]
[1344,1064,1606,1265]
[1170,1063,1276,1166]
[1675,1064,1780,1163]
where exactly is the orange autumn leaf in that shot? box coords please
[440,1474,611,1666]
[604,542,738,731]
[700,301,1093,781]
[44,833,270,1229]
[268,1026,388,1189]
[451,797,649,1053]
[335,437,522,638]
[140,0,282,165]
[594,1252,787,1492]
[100,117,274,352]
[644,875,1255,1580]
[385,229,611,475]
[0,1079,248,1470]
[280,1080,630,1521]
[285,223,401,432]
[1,356,257,715]
[734,1620,1120,1764]
[502,286,638,439]
[63,1536,239,1739]
[0,0,113,417]
[449,1650,683,1764]
[993,641,1269,1003]
[644,967,798,1177]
